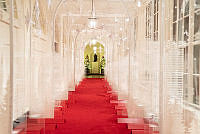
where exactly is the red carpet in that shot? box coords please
[15,78,159,134]
[16,78,132,134]
[55,78,131,134]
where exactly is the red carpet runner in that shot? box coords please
[16,78,132,134]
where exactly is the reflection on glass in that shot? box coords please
[178,20,183,41]
[184,0,189,16]
[173,22,177,41]
[195,0,200,11]
[179,0,184,18]
[184,17,189,42]
[193,45,200,105]
[194,11,200,41]
[173,0,177,21]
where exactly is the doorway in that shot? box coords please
[84,40,105,76]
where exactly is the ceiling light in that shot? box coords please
[115,17,118,23]
[48,0,51,8]
[125,18,129,22]
[93,46,97,51]
[81,29,86,32]
[88,0,97,29]
[92,39,97,44]
[88,19,97,28]
[90,39,97,45]
[93,46,97,53]
[137,1,141,7]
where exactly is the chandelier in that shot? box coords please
[88,0,97,29]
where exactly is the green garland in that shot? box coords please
[100,57,106,69]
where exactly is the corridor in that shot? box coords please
[1,0,200,134]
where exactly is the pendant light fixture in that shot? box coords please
[88,0,97,29]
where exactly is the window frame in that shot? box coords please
[172,0,200,106]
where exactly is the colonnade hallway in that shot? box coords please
[1,0,200,134]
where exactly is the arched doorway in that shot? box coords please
[84,40,105,76]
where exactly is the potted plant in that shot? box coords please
[84,55,90,75]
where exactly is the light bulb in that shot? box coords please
[89,19,97,28]
[92,39,97,44]
[125,18,129,22]
[93,47,97,53]
[115,17,118,23]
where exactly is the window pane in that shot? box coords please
[179,0,184,18]
[193,45,200,105]
[184,17,189,42]
[157,0,159,12]
[193,76,199,105]
[183,74,188,100]
[195,0,200,11]
[184,0,189,16]
[184,46,188,73]
[154,0,157,14]
[157,13,158,30]
[194,11,200,41]
[0,1,7,11]
[173,23,177,41]
[193,45,200,74]
[178,20,183,41]
[173,0,177,22]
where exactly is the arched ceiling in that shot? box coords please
[56,0,137,27]
[52,0,138,49]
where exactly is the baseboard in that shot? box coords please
[13,111,30,129]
